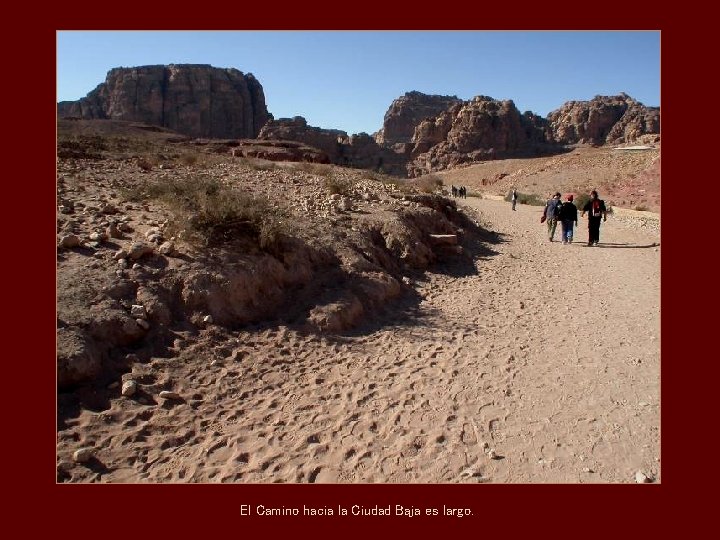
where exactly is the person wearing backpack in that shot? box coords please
[580,190,607,246]
[543,192,562,241]
[558,194,578,244]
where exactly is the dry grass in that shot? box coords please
[123,175,288,249]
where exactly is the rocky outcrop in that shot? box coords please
[375,91,462,145]
[258,116,346,162]
[258,117,408,175]
[546,93,659,145]
[57,64,271,139]
[408,96,550,176]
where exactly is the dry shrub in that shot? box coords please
[414,174,443,194]
[292,162,334,176]
[125,175,288,249]
[324,175,352,195]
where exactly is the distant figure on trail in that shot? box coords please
[558,194,578,244]
[461,186,467,199]
[543,192,563,241]
[511,189,518,211]
[451,185,458,198]
[580,190,607,246]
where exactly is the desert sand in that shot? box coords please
[58,193,660,483]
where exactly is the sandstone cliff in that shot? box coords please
[374,91,462,145]
[57,64,271,139]
[546,93,659,145]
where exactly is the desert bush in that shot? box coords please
[123,175,287,249]
[293,162,333,176]
[414,174,444,194]
[179,153,200,167]
[324,175,353,195]
[504,191,545,206]
[633,204,648,212]
[574,193,591,209]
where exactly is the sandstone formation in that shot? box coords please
[407,96,551,176]
[57,64,271,139]
[374,91,462,145]
[258,117,408,175]
[546,93,659,145]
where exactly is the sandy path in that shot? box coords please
[59,198,660,483]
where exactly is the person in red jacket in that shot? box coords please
[580,190,607,246]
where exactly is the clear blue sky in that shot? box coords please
[57,31,660,136]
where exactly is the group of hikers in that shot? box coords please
[510,188,608,246]
[451,185,467,198]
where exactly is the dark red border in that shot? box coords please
[9,2,701,536]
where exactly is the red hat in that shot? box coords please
[566,194,574,201]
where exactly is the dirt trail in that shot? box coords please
[59,197,660,484]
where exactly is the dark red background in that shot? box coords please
[5,2,708,535]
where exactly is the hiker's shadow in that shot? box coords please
[595,242,659,249]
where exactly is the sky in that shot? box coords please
[57,31,660,136]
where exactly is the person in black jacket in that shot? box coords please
[558,194,578,244]
[581,190,607,246]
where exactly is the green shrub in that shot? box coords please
[505,191,545,206]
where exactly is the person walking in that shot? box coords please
[511,189,518,211]
[580,190,607,246]
[558,194,578,244]
[543,192,563,241]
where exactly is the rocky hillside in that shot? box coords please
[374,91,462,146]
[57,64,271,139]
[56,124,491,390]
[407,96,551,176]
[546,93,659,145]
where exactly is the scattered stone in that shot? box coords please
[58,234,82,248]
[158,241,177,256]
[159,391,181,400]
[402,277,412,286]
[107,222,123,239]
[428,234,458,246]
[113,249,128,261]
[130,305,147,319]
[132,263,141,270]
[128,242,154,260]
[582,467,593,473]
[89,232,108,243]
[203,315,214,324]
[487,449,498,459]
[136,319,150,330]
[635,471,652,483]
[121,380,138,397]
[519,301,525,309]
[73,447,95,463]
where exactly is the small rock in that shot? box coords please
[203,315,214,324]
[519,301,525,309]
[121,380,138,397]
[159,391,181,400]
[113,249,128,261]
[59,234,81,248]
[128,242,154,261]
[132,263,141,270]
[635,471,652,483]
[487,449,497,460]
[73,447,94,463]
[402,277,412,286]
[158,241,177,256]
[57,460,74,472]
[136,319,150,330]
[130,305,147,319]
[582,467,593,473]
[107,222,123,239]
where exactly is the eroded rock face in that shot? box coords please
[408,96,549,176]
[375,91,463,145]
[546,93,659,145]
[258,116,346,162]
[57,64,271,139]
